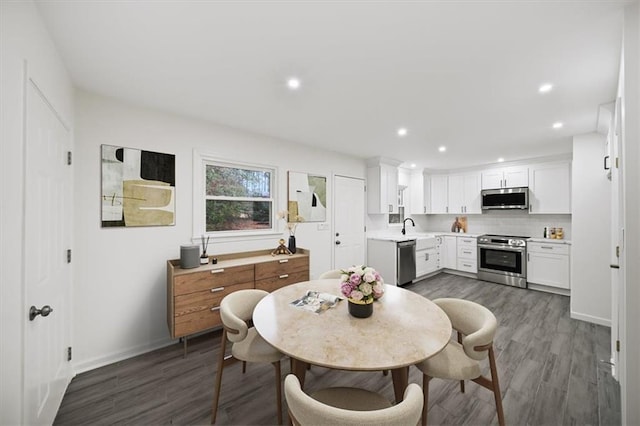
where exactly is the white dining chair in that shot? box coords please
[318,269,343,279]
[284,374,423,426]
[211,289,285,424]
[415,298,504,426]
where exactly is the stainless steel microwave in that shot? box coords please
[481,187,529,210]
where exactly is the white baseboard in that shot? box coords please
[570,311,611,327]
[72,337,175,375]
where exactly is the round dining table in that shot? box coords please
[253,279,452,403]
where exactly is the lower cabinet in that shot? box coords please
[167,249,310,339]
[527,242,570,290]
[416,238,438,278]
[456,236,478,273]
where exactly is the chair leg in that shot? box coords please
[422,374,431,426]
[211,331,228,424]
[273,360,283,425]
[242,361,246,374]
[456,331,465,393]
[488,346,505,426]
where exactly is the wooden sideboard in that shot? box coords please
[167,248,310,342]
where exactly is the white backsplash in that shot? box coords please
[408,211,572,240]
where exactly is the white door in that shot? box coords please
[333,176,365,269]
[24,79,73,424]
[610,96,623,377]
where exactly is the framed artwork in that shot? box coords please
[287,171,327,222]
[101,144,175,227]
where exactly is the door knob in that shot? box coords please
[336,232,340,237]
[29,305,53,321]
[335,240,341,245]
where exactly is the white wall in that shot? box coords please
[570,133,611,325]
[0,1,74,424]
[73,90,366,372]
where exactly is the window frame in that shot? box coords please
[193,150,279,240]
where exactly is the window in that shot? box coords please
[204,160,275,233]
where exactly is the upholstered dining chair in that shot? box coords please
[211,289,285,424]
[415,298,505,426]
[318,269,343,279]
[284,374,423,426]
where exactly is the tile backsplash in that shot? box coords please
[411,210,572,240]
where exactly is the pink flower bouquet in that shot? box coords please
[340,265,384,304]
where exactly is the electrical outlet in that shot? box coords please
[317,223,330,231]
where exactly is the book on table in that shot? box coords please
[290,290,343,314]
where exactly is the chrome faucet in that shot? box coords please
[401,217,415,235]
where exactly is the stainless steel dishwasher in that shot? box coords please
[397,240,417,285]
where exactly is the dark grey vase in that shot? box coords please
[288,235,297,254]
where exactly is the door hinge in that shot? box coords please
[616,340,620,352]
[616,246,620,258]
[615,157,619,168]
[67,346,72,361]
[67,249,71,263]
[67,151,72,165]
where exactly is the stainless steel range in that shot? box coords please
[477,234,528,288]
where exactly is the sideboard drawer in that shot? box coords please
[174,281,254,317]
[255,257,309,281]
[255,270,309,292]
[174,308,221,338]
[174,264,254,296]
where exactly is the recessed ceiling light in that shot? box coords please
[552,122,564,129]
[397,128,408,137]
[497,157,505,162]
[539,83,553,93]
[438,146,446,152]
[410,163,416,168]
[287,77,301,90]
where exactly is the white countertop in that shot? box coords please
[367,231,480,242]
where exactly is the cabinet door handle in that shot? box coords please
[500,179,503,188]
[463,263,471,267]
[211,269,225,274]
[389,204,393,213]
[210,287,225,293]
[604,155,610,170]
[210,307,221,312]
[504,179,508,187]
[279,259,289,263]
[279,274,289,279]
[425,253,429,261]
[424,206,426,213]
[541,246,554,249]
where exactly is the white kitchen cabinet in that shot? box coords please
[430,175,449,214]
[367,159,401,214]
[416,238,438,278]
[410,171,430,214]
[456,236,478,273]
[527,242,570,291]
[481,166,529,189]
[441,235,457,269]
[528,161,571,214]
[448,172,481,214]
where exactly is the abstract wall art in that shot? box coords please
[287,171,327,223]
[101,145,175,227]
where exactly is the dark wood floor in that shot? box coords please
[54,273,621,425]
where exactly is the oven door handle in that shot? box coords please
[477,244,526,252]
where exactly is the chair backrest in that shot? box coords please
[220,289,268,342]
[284,375,423,426]
[318,269,344,279]
[433,298,497,361]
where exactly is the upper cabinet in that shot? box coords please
[481,166,528,189]
[529,161,571,214]
[430,175,449,214]
[410,171,430,214]
[448,172,481,214]
[367,158,402,214]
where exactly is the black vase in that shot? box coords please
[348,299,373,318]
[288,235,297,254]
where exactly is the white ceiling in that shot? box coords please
[35,0,626,170]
